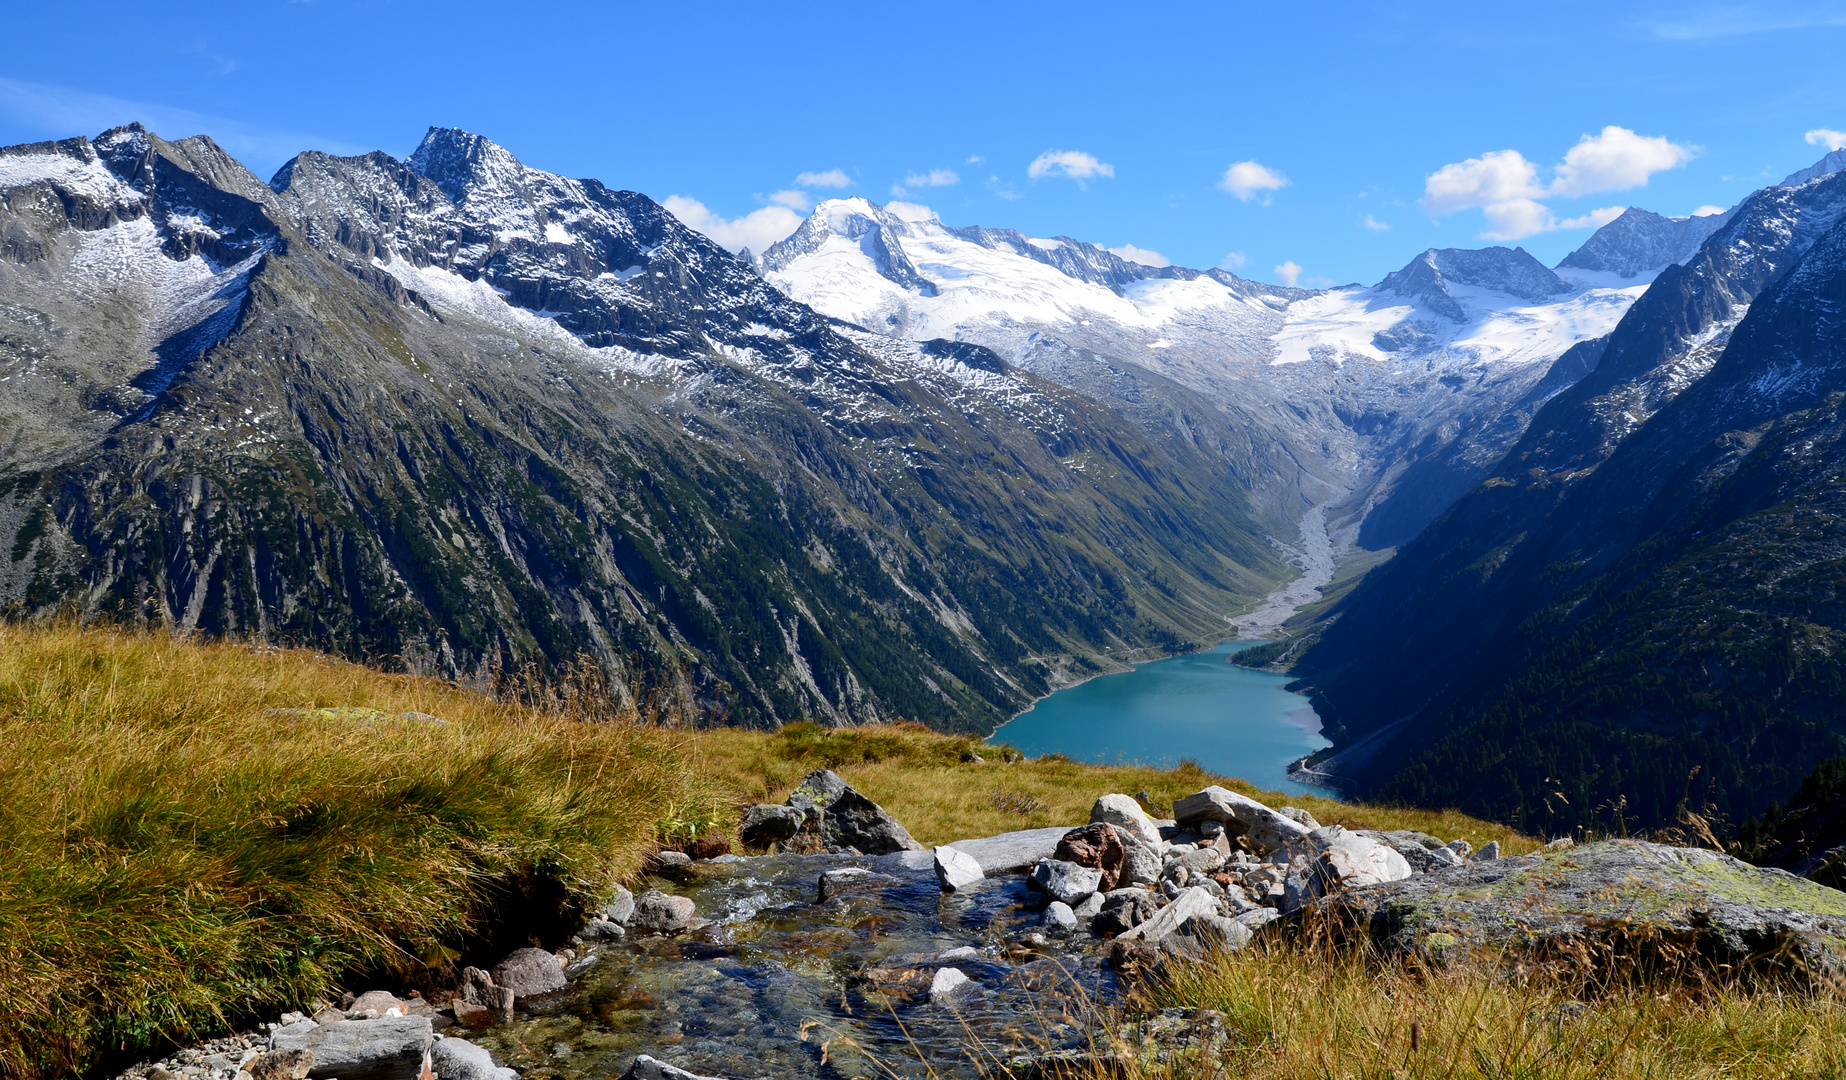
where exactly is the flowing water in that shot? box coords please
[471,854,1114,1079]
[990,640,1330,796]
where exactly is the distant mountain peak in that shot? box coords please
[1377,246,1567,321]
[1781,148,1846,188]
[406,126,526,203]
[1556,206,1732,279]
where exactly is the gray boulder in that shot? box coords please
[1473,840,1502,861]
[1322,839,1846,980]
[1072,891,1105,918]
[739,803,811,848]
[1043,901,1078,931]
[1446,839,1473,859]
[491,948,567,998]
[788,769,924,855]
[934,845,985,891]
[1173,787,1311,854]
[1120,841,1163,886]
[430,1038,519,1080]
[1028,859,1103,905]
[1280,827,1413,912]
[1090,794,1163,848]
[631,889,697,934]
[1277,806,1322,829]
[942,827,1075,874]
[269,1016,431,1080]
[1093,889,1158,936]
[620,1056,732,1080]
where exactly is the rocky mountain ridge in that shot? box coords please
[1291,155,1846,830]
[0,124,1285,731]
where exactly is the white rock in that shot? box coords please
[933,845,985,892]
[940,827,1075,874]
[1043,901,1077,931]
[929,966,974,1005]
[1172,786,1312,854]
[1117,885,1219,944]
[1090,794,1163,848]
[1280,826,1414,912]
[1072,891,1105,918]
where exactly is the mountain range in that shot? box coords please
[4,120,1844,831]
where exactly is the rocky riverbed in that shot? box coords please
[112,771,1846,1080]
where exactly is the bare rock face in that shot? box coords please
[1054,823,1127,892]
[491,947,568,998]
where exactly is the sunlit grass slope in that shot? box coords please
[0,624,726,1078]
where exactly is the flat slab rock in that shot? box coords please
[941,827,1076,875]
[1324,839,1846,976]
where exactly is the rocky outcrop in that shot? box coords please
[1320,840,1846,980]
[741,769,923,855]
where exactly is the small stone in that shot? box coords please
[1446,839,1474,858]
[246,1050,314,1080]
[621,1055,731,1080]
[1072,892,1105,918]
[939,945,981,959]
[934,845,985,891]
[452,999,495,1029]
[599,885,636,924]
[631,889,698,934]
[1121,842,1162,886]
[1043,901,1077,931]
[928,966,974,1005]
[1028,859,1104,905]
[1473,840,1502,861]
[1546,837,1575,850]
[653,850,693,870]
[492,947,569,998]
[581,917,627,941]
[1428,845,1464,869]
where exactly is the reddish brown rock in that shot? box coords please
[1055,823,1126,891]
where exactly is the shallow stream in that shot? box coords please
[471,853,1113,1080]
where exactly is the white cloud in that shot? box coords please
[1421,129,1691,241]
[769,189,809,210]
[1806,128,1846,151]
[662,195,805,255]
[1691,204,1727,216]
[966,154,983,164]
[1274,260,1303,287]
[795,168,851,188]
[1550,126,1694,197]
[886,201,937,222]
[1557,205,1626,230]
[903,168,959,188]
[1218,251,1249,270]
[1028,149,1115,181]
[1219,160,1289,202]
[1106,244,1170,267]
[1362,214,1391,231]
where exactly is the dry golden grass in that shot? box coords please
[685,721,1537,853]
[1130,937,1846,1080]
[0,623,726,1078]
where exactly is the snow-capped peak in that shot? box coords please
[1781,148,1846,188]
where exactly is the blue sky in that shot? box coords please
[5,1,1846,286]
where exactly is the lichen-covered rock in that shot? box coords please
[1322,840,1846,980]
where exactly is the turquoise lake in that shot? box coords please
[988,640,1332,796]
